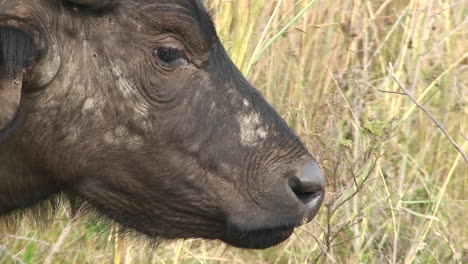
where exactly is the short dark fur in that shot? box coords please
[0,0,324,249]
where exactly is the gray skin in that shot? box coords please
[0,0,325,249]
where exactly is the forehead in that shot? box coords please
[136,0,205,11]
[123,0,216,44]
[134,0,210,23]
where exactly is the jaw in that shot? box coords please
[223,225,296,249]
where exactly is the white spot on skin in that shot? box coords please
[127,136,144,151]
[109,61,150,117]
[67,129,79,143]
[209,102,217,116]
[104,130,119,145]
[111,64,134,99]
[80,94,104,120]
[104,125,144,150]
[237,112,269,146]
[82,98,96,112]
[257,127,268,139]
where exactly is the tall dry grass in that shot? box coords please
[1,0,466,263]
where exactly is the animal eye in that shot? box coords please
[154,47,189,69]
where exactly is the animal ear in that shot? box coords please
[0,26,37,135]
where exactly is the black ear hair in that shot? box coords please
[0,26,36,136]
[0,26,37,77]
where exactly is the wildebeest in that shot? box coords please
[0,0,325,249]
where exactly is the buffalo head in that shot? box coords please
[0,0,325,249]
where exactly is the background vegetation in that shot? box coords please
[1,0,466,263]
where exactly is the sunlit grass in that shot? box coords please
[1,0,466,263]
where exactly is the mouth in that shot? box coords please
[223,225,296,249]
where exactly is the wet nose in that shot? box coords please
[289,161,325,207]
[225,160,325,235]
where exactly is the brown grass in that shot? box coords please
[1,0,466,263]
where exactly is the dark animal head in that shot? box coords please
[0,0,325,249]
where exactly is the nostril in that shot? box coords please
[290,180,323,204]
[290,160,325,205]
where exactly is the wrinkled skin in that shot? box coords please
[0,0,325,249]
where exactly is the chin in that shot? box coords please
[222,225,296,249]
